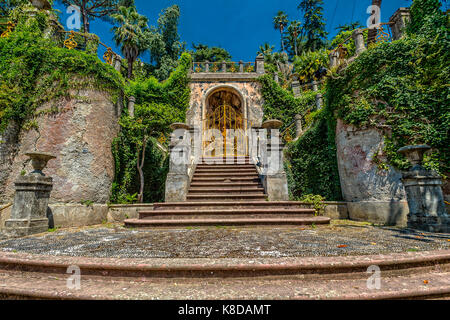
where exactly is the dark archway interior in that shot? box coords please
[206,90,242,116]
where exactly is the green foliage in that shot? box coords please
[258,74,317,129]
[293,49,328,82]
[326,14,449,175]
[0,23,124,133]
[273,11,289,51]
[330,28,368,58]
[189,43,232,62]
[407,0,444,35]
[297,194,327,215]
[297,0,328,51]
[286,116,342,201]
[146,5,185,81]
[111,5,149,79]
[111,53,192,204]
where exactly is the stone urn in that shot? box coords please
[25,152,56,176]
[262,119,283,130]
[398,145,431,169]
[170,123,191,131]
[30,0,52,10]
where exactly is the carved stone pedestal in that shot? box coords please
[3,152,55,238]
[399,145,449,233]
[4,175,53,237]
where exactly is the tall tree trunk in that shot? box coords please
[368,0,383,45]
[137,136,147,203]
[127,59,134,79]
[280,30,285,52]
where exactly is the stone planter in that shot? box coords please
[262,119,283,130]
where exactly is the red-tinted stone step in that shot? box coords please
[186,194,267,201]
[125,217,331,227]
[188,187,265,193]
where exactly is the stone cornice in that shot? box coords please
[189,72,261,82]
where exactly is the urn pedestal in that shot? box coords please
[399,145,449,233]
[3,152,55,237]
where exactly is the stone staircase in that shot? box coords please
[124,157,330,227]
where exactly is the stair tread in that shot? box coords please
[141,209,316,214]
[126,217,330,224]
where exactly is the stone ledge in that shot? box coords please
[190,72,260,82]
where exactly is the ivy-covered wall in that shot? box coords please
[111,53,192,204]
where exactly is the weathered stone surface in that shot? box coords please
[107,205,141,223]
[0,89,120,204]
[347,201,409,227]
[323,202,349,220]
[49,204,108,228]
[335,119,406,202]
[335,119,410,225]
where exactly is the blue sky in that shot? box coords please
[55,0,419,62]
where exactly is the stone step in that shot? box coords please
[153,201,314,211]
[186,194,267,201]
[196,164,256,169]
[188,187,265,193]
[1,251,449,300]
[194,168,258,174]
[193,172,259,178]
[125,217,331,227]
[191,177,261,182]
[139,208,316,220]
[189,182,262,188]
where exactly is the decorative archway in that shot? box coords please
[202,87,250,157]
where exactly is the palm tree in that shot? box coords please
[367,0,383,45]
[111,6,149,79]
[335,22,363,33]
[273,11,288,52]
[287,20,301,56]
[257,43,275,57]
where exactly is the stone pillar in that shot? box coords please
[205,61,210,72]
[4,152,55,238]
[260,120,289,201]
[113,54,122,72]
[329,50,339,68]
[274,73,279,83]
[239,60,244,73]
[389,8,411,41]
[352,28,366,55]
[221,61,227,72]
[399,145,449,233]
[128,96,136,118]
[292,80,301,97]
[165,123,191,202]
[295,114,303,139]
[311,81,319,92]
[255,54,265,74]
[315,93,323,110]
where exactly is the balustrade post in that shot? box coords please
[239,60,244,73]
[255,54,265,74]
[205,61,210,72]
[389,8,411,40]
[221,61,227,72]
[352,28,366,55]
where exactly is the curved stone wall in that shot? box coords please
[0,89,120,204]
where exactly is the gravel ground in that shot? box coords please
[0,220,449,259]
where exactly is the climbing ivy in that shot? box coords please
[259,73,341,201]
[325,7,449,176]
[111,53,192,204]
[286,115,342,201]
[258,74,318,129]
[0,15,124,133]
